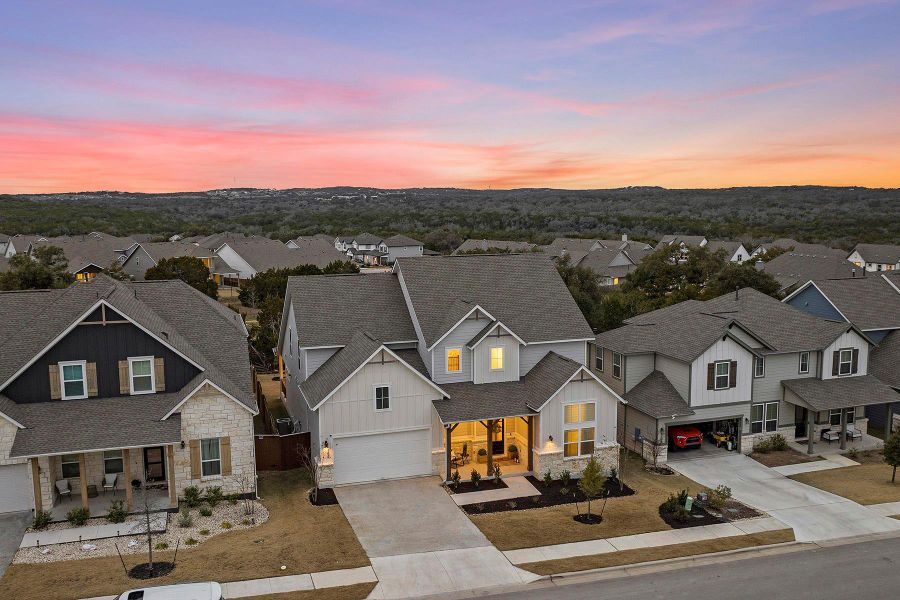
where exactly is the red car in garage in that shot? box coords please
[669,425,703,449]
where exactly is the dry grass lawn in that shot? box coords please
[470,452,707,551]
[0,469,369,600]
[790,462,900,505]
[750,448,820,468]
[252,583,376,600]
[520,529,795,575]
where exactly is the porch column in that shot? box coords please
[807,409,815,455]
[840,408,847,451]
[166,445,177,508]
[486,419,494,476]
[123,448,133,511]
[527,416,534,472]
[30,458,42,513]
[78,453,89,509]
[445,426,452,482]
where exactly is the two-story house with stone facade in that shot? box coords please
[591,287,896,464]
[277,254,623,487]
[0,275,257,517]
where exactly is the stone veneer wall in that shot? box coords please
[317,457,335,488]
[741,425,797,455]
[431,449,445,480]
[172,384,257,497]
[533,442,620,479]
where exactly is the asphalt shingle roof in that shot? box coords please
[870,331,900,390]
[453,239,537,254]
[286,273,417,347]
[396,254,593,348]
[782,375,898,411]
[383,234,423,247]
[763,251,858,291]
[850,243,900,265]
[32,236,136,274]
[299,331,384,408]
[223,236,346,272]
[623,371,694,419]
[807,275,900,331]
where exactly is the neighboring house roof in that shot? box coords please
[655,235,707,249]
[763,251,858,291]
[869,330,900,390]
[31,235,136,274]
[575,248,636,279]
[795,275,900,331]
[453,239,537,254]
[433,352,584,423]
[353,232,383,245]
[624,370,694,419]
[223,236,345,271]
[141,241,215,261]
[348,248,387,257]
[782,375,898,411]
[383,234,423,247]
[706,240,744,255]
[286,273,417,347]
[543,238,601,255]
[760,239,845,257]
[396,254,594,348]
[193,232,250,251]
[850,243,900,265]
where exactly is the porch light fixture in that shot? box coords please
[548,435,553,443]
[321,439,332,460]
[180,440,186,449]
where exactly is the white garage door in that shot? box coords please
[333,429,432,485]
[0,463,33,513]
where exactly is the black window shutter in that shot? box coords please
[707,363,714,390]
[832,351,839,376]
[729,361,737,388]
[851,348,859,374]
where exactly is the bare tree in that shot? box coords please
[647,433,668,467]
[233,474,256,516]
[298,445,322,504]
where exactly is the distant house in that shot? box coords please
[453,239,538,254]
[751,238,844,259]
[762,251,859,294]
[706,240,749,263]
[29,234,138,282]
[4,235,46,258]
[847,244,900,272]
[574,248,640,286]
[332,233,425,265]
[285,234,335,250]
[378,235,425,264]
[654,235,708,261]
[120,241,219,281]
[215,236,346,280]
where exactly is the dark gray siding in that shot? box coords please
[786,286,845,322]
[5,322,200,403]
[865,330,891,344]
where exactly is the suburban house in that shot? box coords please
[0,275,257,517]
[377,235,425,264]
[120,241,219,281]
[285,234,336,250]
[761,250,859,294]
[751,238,845,259]
[706,240,750,263]
[29,234,138,282]
[543,236,653,256]
[333,233,425,265]
[592,287,896,464]
[276,254,623,487]
[3,234,47,258]
[847,243,900,272]
[215,235,347,281]
[784,272,900,435]
[654,235,708,261]
[453,239,539,254]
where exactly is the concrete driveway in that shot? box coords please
[335,477,538,598]
[0,511,30,579]
[670,453,900,542]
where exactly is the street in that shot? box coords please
[483,536,900,600]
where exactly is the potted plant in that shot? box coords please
[508,444,519,462]
[476,448,487,464]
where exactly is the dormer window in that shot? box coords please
[490,347,504,370]
[60,361,87,400]
[838,349,853,376]
[128,356,155,394]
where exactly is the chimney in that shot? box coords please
[735,287,739,300]
[621,234,628,242]
[755,260,764,271]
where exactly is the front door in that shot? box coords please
[492,420,505,455]
[144,446,166,482]
[795,406,808,439]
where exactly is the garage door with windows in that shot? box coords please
[333,428,431,485]
[0,463,33,513]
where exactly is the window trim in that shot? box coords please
[754,356,765,378]
[799,351,810,374]
[445,348,462,374]
[200,437,222,478]
[103,450,124,475]
[830,407,855,427]
[562,401,597,459]
[59,360,88,400]
[373,384,391,412]
[61,454,81,479]
[713,360,731,390]
[594,347,604,372]
[612,352,622,380]
[751,402,778,434]
[128,356,156,395]
[838,348,853,376]
[489,346,504,371]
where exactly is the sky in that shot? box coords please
[1,0,899,192]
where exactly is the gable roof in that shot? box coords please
[763,251,859,291]
[543,238,602,255]
[383,234,423,247]
[761,239,845,257]
[792,275,900,331]
[575,248,636,278]
[655,235,707,249]
[706,240,745,255]
[140,241,215,261]
[223,236,345,271]
[396,254,594,348]
[453,239,537,254]
[353,232,383,245]
[286,273,417,348]
[850,243,900,264]
[624,370,694,419]
[869,330,900,390]
[31,235,136,274]
[782,375,898,411]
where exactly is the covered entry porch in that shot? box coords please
[441,416,535,480]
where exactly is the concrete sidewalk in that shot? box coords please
[21,512,167,548]
[504,516,787,565]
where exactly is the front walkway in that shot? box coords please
[451,475,540,506]
[669,453,900,542]
[771,454,859,476]
[334,476,538,599]
[20,512,167,548]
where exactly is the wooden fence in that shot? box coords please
[255,432,310,471]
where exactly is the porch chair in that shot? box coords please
[55,479,72,502]
[102,473,118,495]
[821,428,841,444]
[450,443,470,469]
[845,424,863,441]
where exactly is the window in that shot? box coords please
[594,347,604,372]
[754,356,765,378]
[490,347,504,370]
[751,402,778,433]
[799,351,810,374]
[838,349,853,376]
[714,361,731,390]
[830,407,855,427]
[128,357,155,394]
[60,360,87,400]
[563,402,596,458]
[61,454,80,478]
[104,450,124,474]
[374,385,390,411]
[446,348,461,373]
[612,352,622,379]
[200,438,222,477]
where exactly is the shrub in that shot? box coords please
[185,537,198,545]
[154,542,169,550]
[477,448,487,456]
[32,510,52,530]
[470,469,482,489]
[221,521,232,529]
[609,467,618,482]
[492,463,502,482]
[199,507,213,517]
[507,500,518,510]
[241,518,251,526]
[508,444,518,454]
[450,470,461,489]
[178,507,193,528]
[66,507,90,527]
[183,486,202,508]
[708,485,732,510]
[663,489,690,513]
[846,447,860,460]
[543,470,553,487]
[199,529,210,536]
[559,470,572,488]
[672,505,691,523]
[226,493,239,505]
[754,434,788,454]
[205,486,224,507]
[106,500,127,524]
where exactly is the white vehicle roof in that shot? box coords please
[117,581,223,600]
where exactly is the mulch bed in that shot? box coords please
[309,488,339,506]
[462,477,634,515]
[712,499,763,520]
[449,478,508,494]
[658,503,725,529]
[128,561,175,579]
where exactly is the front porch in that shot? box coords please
[441,415,535,481]
[48,485,171,521]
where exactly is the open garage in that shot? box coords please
[665,417,742,461]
